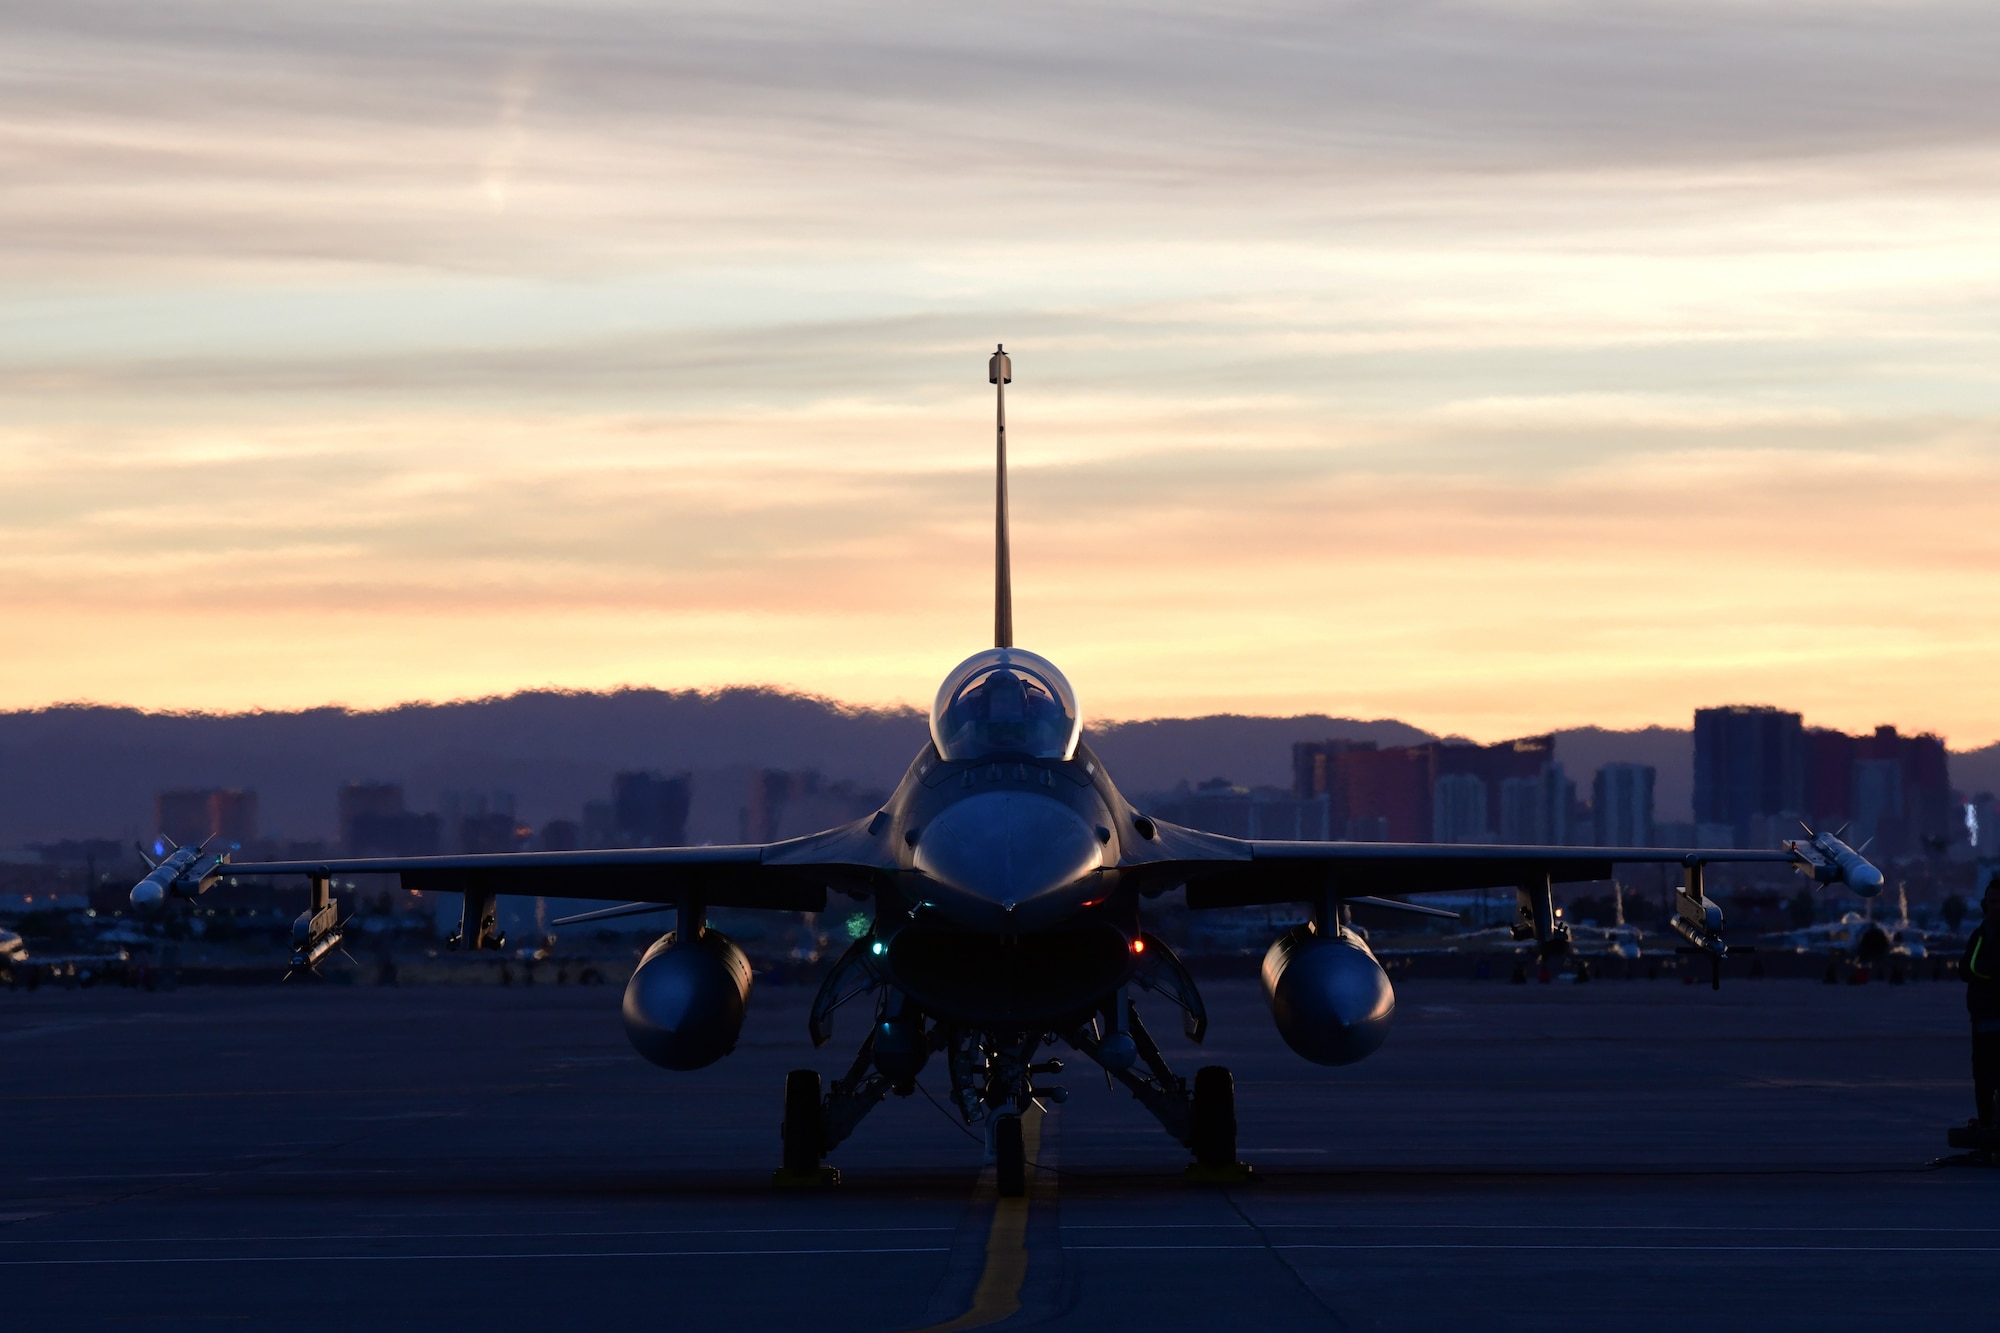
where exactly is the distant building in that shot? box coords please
[581,799,615,848]
[1293,740,1433,841]
[1294,734,1559,844]
[1967,795,2000,858]
[1694,706,1805,849]
[1654,820,1697,848]
[742,770,889,843]
[1498,763,1573,845]
[1711,716,1955,859]
[339,782,406,852]
[439,790,524,854]
[539,819,582,852]
[1593,763,1656,848]
[1433,773,1490,843]
[458,811,526,855]
[1148,780,1333,841]
[1851,725,1952,858]
[613,771,691,847]
[346,811,441,858]
[1803,728,1856,829]
[154,788,259,849]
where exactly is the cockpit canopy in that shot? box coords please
[929,648,1082,763]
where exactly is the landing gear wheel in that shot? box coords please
[993,1113,1027,1197]
[1190,1065,1237,1169]
[781,1069,824,1175]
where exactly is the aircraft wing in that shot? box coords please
[219,818,896,913]
[1118,818,1883,909]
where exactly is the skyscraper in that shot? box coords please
[1433,773,1490,843]
[153,787,259,848]
[1693,706,1805,849]
[1593,763,1656,848]
[613,770,692,847]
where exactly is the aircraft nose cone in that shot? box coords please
[913,791,1105,932]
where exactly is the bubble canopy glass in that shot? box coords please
[929,648,1082,763]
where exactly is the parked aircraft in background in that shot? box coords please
[1764,886,1929,965]
[129,347,1887,1193]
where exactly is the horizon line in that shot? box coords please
[3,684,1984,754]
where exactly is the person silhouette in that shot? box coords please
[1962,882,2000,1138]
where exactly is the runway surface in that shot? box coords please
[5,970,1993,1330]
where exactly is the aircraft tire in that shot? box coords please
[994,1113,1026,1197]
[781,1068,824,1174]
[1190,1065,1237,1168]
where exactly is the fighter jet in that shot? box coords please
[132,346,1886,1192]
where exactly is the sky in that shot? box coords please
[4,0,1999,745]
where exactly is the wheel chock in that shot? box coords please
[771,1165,843,1187]
[1947,1122,1999,1150]
[768,1160,840,1184]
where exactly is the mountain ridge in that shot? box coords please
[4,688,1990,847]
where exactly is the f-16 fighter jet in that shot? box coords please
[133,346,1885,1193]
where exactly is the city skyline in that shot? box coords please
[6,3,1998,742]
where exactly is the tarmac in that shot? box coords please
[5,968,1995,1330]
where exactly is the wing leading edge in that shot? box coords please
[217,817,897,914]
[1117,817,1883,910]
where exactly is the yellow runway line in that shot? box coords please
[919,1106,1045,1332]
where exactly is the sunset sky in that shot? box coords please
[5,1,1999,744]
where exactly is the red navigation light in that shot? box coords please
[1130,937,1146,954]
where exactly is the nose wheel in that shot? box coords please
[993,1113,1027,1196]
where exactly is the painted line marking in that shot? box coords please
[1064,1243,2000,1255]
[916,1105,1045,1332]
[0,1246,951,1268]
[1,1226,955,1247]
[0,1086,544,1104]
[1062,1222,2000,1234]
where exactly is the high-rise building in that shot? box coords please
[1967,794,2000,858]
[742,770,891,843]
[338,782,404,849]
[1499,763,1572,845]
[1294,734,1557,844]
[1693,706,1805,849]
[1802,728,1856,829]
[153,788,259,848]
[613,770,692,847]
[581,799,615,848]
[1851,725,1952,858]
[1593,763,1656,848]
[1433,773,1490,843]
[1697,710,1951,859]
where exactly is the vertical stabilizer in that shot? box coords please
[989,344,1013,648]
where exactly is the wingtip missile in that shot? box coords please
[128,843,227,910]
[1786,828,1885,898]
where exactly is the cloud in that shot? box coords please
[2,1,1999,743]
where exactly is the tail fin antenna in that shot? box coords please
[989,343,1013,648]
